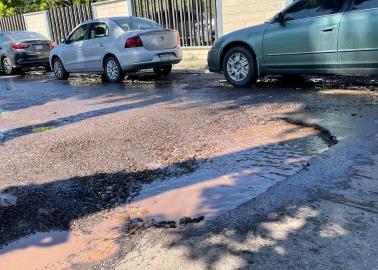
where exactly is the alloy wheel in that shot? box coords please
[3,58,12,74]
[53,59,64,79]
[226,53,250,82]
[106,59,119,81]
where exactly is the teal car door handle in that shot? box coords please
[322,26,337,32]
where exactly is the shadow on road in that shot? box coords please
[0,132,323,253]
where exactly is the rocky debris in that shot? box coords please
[179,216,205,225]
[124,216,205,236]
[153,221,177,229]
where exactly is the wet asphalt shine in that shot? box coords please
[0,70,377,269]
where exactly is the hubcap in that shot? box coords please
[3,58,12,73]
[226,53,249,82]
[106,60,119,80]
[54,60,64,78]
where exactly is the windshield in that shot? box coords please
[7,32,48,41]
[115,18,163,32]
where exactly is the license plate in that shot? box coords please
[34,45,44,50]
[159,53,174,62]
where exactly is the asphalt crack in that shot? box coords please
[280,117,338,147]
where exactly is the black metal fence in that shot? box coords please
[0,14,26,32]
[48,3,93,43]
[132,0,217,46]
[0,0,217,46]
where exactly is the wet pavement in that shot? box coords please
[0,71,377,269]
[128,123,328,222]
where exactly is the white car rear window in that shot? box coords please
[115,18,162,32]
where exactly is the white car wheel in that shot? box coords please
[104,57,125,83]
[53,58,69,80]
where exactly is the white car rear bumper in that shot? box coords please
[117,47,183,71]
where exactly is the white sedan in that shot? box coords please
[50,16,183,82]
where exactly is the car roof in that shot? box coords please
[80,16,154,25]
[0,31,37,35]
[83,16,132,24]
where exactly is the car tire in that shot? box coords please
[101,73,109,82]
[52,57,69,80]
[153,65,172,76]
[45,65,52,72]
[223,46,257,88]
[2,57,20,75]
[104,56,126,83]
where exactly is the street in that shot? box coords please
[0,71,377,269]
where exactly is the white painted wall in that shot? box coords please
[92,0,130,19]
[23,11,51,39]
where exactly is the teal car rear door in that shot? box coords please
[338,0,378,74]
[263,0,346,73]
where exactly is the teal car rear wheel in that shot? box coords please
[223,46,257,88]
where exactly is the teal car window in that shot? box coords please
[284,0,345,21]
[352,0,378,10]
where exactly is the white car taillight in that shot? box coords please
[125,36,143,48]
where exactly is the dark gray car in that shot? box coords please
[0,31,55,75]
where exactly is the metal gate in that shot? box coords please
[48,3,93,42]
[132,0,217,47]
[0,15,26,32]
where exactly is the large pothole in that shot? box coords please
[0,120,335,270]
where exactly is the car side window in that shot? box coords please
[67,24,88,44]
[89,23,109,39]
[352,0,378,10]
[0,34,4,44]
[284,0,345,21]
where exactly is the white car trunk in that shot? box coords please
[140,30,178,51]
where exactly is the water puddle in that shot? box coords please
[126,123,328,221]
[0,211,124,270]
[0,122,329,269]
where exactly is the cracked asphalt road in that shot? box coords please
[0,71,377,269]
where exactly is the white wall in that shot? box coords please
[23,11,51,39]
[92,0,130,19]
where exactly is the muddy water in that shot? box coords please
[127,123,328,221]
[0,123,328,270]
[0,211,123,270]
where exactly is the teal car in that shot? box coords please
[208,0,378,87]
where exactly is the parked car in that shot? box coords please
[50,16,183,82]
[208,0,378,88]
[0,31,55,75]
